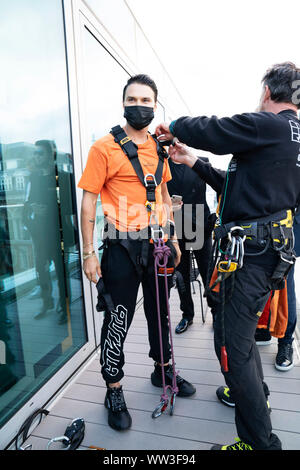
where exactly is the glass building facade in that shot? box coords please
[0,0,190,448]
[0,0,88,433]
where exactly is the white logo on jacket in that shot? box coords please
[289,120,300,143]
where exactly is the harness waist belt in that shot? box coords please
[214,209,293,245]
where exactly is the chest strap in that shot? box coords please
[110,125,168,212]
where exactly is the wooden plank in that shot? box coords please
[48,397,237,446]
[62,383,234,423]
[65,381,300,414]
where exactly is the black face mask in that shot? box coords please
[124,105,154,130]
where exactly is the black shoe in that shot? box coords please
[216,385,272,412]
[211,438,253,450]
[151,364,196,397]
[216,386,235,407]
[175,318,193,334]
[275,343,294,371]
[255,328,272,345]
[104,386,132,431]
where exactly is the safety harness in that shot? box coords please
[97,126,174,278]
[110,125,168,215]
[96,126,179,417]
[205,208,296,373]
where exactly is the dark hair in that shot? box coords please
[262,62,300,109]
[122,74,158,102]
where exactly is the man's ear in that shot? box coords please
[263,85,271,103]
[153,102,158,112]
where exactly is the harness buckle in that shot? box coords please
[120,136,131,145]
[145,200,156,212]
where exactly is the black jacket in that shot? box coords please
[172,110,300,224]
[167,157,211,240]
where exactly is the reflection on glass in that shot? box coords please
[0,0,87,430]
[23,141,66,321]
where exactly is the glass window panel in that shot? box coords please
[81,29,166,248]
[0,0,87,428]
[86,0,136,62]
[82,29,130,247]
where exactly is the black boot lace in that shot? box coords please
[109,388,127,412]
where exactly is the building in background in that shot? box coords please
[0,0,190,449]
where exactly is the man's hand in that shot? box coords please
[155,122,174,142]
[169,142,197,167]
[83,256,101,284]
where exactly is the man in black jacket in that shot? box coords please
[156,62,300,451]
[167,157,218,332]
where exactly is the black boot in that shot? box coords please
[104,386,132,431]
[151,363,196,397]
[175,318,193,334]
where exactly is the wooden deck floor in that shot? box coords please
[23,283,300,451]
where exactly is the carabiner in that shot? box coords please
[169,392,177,416]
[144,173,157,187]
[236,236,245,269]
[152,398,169,419]
[228,226,246,243]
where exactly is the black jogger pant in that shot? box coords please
[99,239,176,384]
[213,254,282,450]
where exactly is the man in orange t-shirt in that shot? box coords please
[77,74,196,432]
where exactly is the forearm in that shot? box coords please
[171,113,258,155]
[192,158,226,195]
[80,191,98,251]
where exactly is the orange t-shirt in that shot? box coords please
[77,132,172,231]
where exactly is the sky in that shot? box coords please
[1,0,299,169]
[127,0,300,168]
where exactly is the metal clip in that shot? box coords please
[236,236,245,269]
[144,173,157,187]
[19,444,33,451]
[46,435,71,451]
[228,226,246,243]
[150,225,164,242]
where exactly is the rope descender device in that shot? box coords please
[151,223,179,418]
